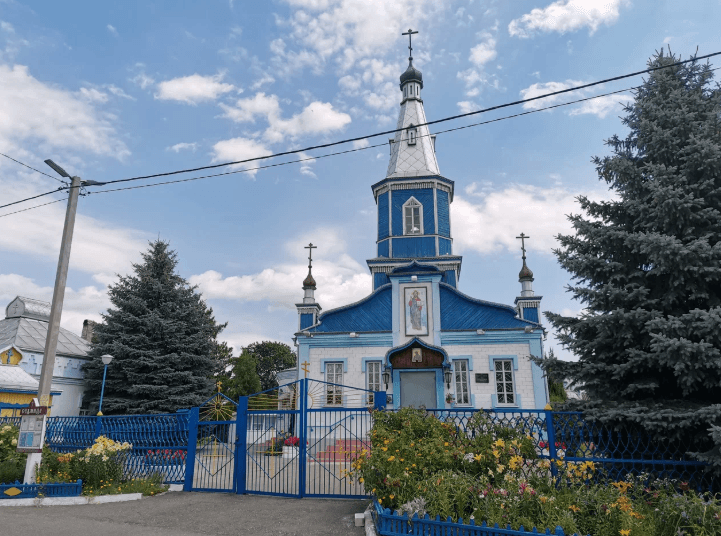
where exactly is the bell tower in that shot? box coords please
[367,29,462,291]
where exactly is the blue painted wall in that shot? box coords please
[378,191,389,240]
[437,190,450,238]
[377,239,389,257]
[439,237,452,256]
[443,270,456,287]
[392,237,436,258]
[391,188,435,236]
[374,272,389,290]
[299,314,314,330]
[523,307,539,323]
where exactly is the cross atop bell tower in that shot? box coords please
[297,243,322,331]
[401,28,418,61]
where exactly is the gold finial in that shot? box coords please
[301,361,310,378]
[216,380,223,393]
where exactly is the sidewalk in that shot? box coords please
[0,492,369,536]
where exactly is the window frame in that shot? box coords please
[366,360,382,406]
[407,124,417,145]
[402,196,423,235]
[325,361,344,406]
[453,359,471,406]
[494,359,517,406]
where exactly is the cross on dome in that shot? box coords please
[401,28,418,61]
[303,243,317,289]
[516,233,534,281]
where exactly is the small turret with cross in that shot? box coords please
[296,243,322,333]
[514,233,542,323]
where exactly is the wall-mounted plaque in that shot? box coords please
[475,373,489,384]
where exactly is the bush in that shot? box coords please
[0,424,27,484]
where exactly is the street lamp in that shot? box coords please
[444,368,453,389]
[382,367,391,391]
[97,354,113,416]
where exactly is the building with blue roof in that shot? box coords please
[294,39,548,411]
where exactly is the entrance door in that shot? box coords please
[400,371,437,408]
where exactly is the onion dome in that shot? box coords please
[399,60,423,89]
[518,260,534,282]
[303,272,316,289]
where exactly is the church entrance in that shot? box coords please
[400,371,437,408]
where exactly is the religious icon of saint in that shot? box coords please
[408,290,423,330]
[404,288,428,335]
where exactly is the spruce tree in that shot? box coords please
[546,51,721,468]
[83,240,224,414]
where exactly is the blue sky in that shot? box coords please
[0,0,719,360]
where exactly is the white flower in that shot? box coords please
[11,439,17,446]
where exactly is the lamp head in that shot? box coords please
[444,368,452,388]
[101,354,114,365]
[44,159,71,178]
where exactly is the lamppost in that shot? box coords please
[97,354,113,416]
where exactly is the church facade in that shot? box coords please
[294,45,548,411]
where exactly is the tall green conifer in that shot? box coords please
[547,51,721,467]
[83,240,223,413]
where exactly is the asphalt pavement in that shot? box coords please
[0,492,370,536]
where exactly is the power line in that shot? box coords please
[0,188,65,210]
[85,85,638,196]
[0,152,66,183]
[91,51,721,188]
[0,197,67,219]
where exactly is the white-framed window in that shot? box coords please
[366,361,382,405]
[453,360,470,405]
[325,362,343,406]
[494,359,516,405]
[403,197,423,235]
[407,125,417,145]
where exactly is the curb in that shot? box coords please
[0,493,142,507]
[364,503,378,536]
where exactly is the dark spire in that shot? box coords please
[302,243,317,289]
[516,233,534,281]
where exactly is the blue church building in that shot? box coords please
[294,42,548,411]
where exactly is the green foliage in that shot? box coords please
[219,350,262,400]
[543,51,721,467]
[360,410,721,535]
[245,341,296,391]
[544,349,568,403]
[0,423,26,484]
[83,240,224,414]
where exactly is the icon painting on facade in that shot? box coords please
[404,287,428,336]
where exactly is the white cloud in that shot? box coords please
[78,87,109,103]
[107,24,118,37]
[0,64,129,158]
[264,101,351,143]
[106,85,134,100]
[297,151,317,178]
[338,74,361,92]
[509,0,627,38]
[519,80,633,118]
[167,142,198,153]
[469,34,497,67]
[220,92,280,123]
[519,80,584,109]
[130,72,155,90]
[190,227,371,312]
[1,21,15,33]
[155,72,235,105]
[250,73,275,90]
[452,184,615,255]
[351,139,369,149]
[457,101,480,114]
[211,137,273,178]
[569,94,633,118]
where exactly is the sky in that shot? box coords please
[0,0,719,361]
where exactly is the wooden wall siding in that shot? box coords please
[311,286,392,332]
[378,191,389,240]
[391,188,435,236]
[374,272,390,290]
[440,286,531,330]
[443,270,457,287]
[300,314,314,330]
[523,307,539,323]
[377,239,390,257]
[439,237,452,256]
[392,236,436,258]
[390,346,445,369]
[437,190,451,237]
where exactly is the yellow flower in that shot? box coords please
[619,531,630,536]
[444,442,449,446]
[387,456,395,461]
[381,447,388,452]
[474,454,483,462]
[494,439,505,448]
[389,494,395,499]
[569,505,580,513]
[384,440,389,444]
[359,477,364,483]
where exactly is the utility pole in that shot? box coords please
[23,160,103,483]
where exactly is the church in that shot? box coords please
[293,37,549,411]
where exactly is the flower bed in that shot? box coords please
[351,408,721,536]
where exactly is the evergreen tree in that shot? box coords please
[219,350,262,400]
[245,341,296,391]
[83,240,224,414]
[546,51,721,468]
[544,349,568,404]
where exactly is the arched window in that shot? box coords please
[403,197,423,235]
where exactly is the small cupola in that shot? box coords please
[399,28,423,101]
[297,243,322,332]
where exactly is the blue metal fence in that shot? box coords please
[0,480,83,499]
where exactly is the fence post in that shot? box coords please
[183,407,199,492]
[235,397,248,495]
[94,415,102,441]
[298,378,308,498]
[545,409,559,481]
[374,391,387,411]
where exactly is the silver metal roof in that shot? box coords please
[0,317,90,358]
[6,296,51,320]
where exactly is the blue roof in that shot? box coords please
[390,261,441,275]
[308,285,392,332]
[439,283,533,330]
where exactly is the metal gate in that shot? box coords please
[186,379,385,497]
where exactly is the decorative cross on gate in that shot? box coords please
[401,28,418,60]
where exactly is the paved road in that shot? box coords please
[0,492,370,536]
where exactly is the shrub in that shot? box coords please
[0,424,27,484]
